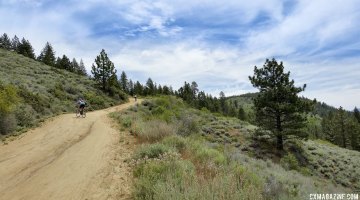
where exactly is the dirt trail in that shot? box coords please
[0,99,138,200]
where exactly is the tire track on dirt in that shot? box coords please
[0,100,137,200]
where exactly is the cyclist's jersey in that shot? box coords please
[78,100,86,106]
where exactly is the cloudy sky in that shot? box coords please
[0,0,359,109]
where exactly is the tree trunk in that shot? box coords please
[276,115,284,150]
[277,134,283,150]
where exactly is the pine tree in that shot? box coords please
[335,107,349,148]
[38,42,56,66]
[249,58,312,150]
[0,33,12,50]
[219,91,228,115]
[18,38,36,59]
[128,79,134,96]
[163,85,171,95]
[71,58,80,73]
[11,35,20,52]
[119,71,128,93]
[238,106,247,121]
[55,57,62,68]
[145,78,155,95]
[354,107,360,123]
[59,55,72,71]
[322,111,336,143]
[134,81,143,96]
[78,59,87,76]
[348,117,360,151]
[157,84,163,94]
[91,49,117,92]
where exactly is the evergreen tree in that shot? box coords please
[0,33,12,50]
[348,117,360,151]
[91,49,117,92]
[157,84,163,94]
[322,108,360,151]
[145,78,155,95]
[59,55,72,71]
[191,81,199,98]
[18,38,36,59]
[335,107,349,148]
[354,107,360,123]
[322,111,337,143]
[78,59,87,76]
[163,85,171,95]
[55,57,62,69]
[249,58,312,150]
[234,100,238,109]
[134,81,143,96]
[38,42,56,66]
[219,91,227,115]
[197,91,207,109]
[238,106,247,121]
[71,58,80,73]
[128,79,134,96]
[178,82,194,104]
[119,71,129,93]
[11,35,20,52]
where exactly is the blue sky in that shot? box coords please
[0,0,359,110]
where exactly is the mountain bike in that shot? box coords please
[76,106,86,118]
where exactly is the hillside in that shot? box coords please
[0,48,126,138]
[111,96,359,199]
[227,93,339,118]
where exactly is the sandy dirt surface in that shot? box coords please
[0,99,138,200]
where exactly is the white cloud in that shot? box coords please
[0,0,359,110]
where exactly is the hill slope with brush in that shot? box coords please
[0,48,126,138]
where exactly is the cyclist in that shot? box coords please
[77,98,86,115]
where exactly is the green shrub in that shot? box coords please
[177,112,199,136]
[151,106,165,115]
[121,116,132,128]
[0,82,20,113]
[0,113,17,135]
[108,86,127,100]
[15,104,36,127]
[185,139,227,166]
[18,87,50,114]
[161,135,187,153]
[281,153,300,171]
[84,91,105,108]
[133,143,175,160]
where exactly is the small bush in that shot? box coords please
[177,112,199,136]
[0,113,17,135]
[84,91,105,108]
[64,84,78,95]
[133,143,175,160]
[15,104,36,127]
[121,116,132,128]
[151,106,165,115]
[161,135,187,153]
[0,82,20,113]
[281,153,300,171]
